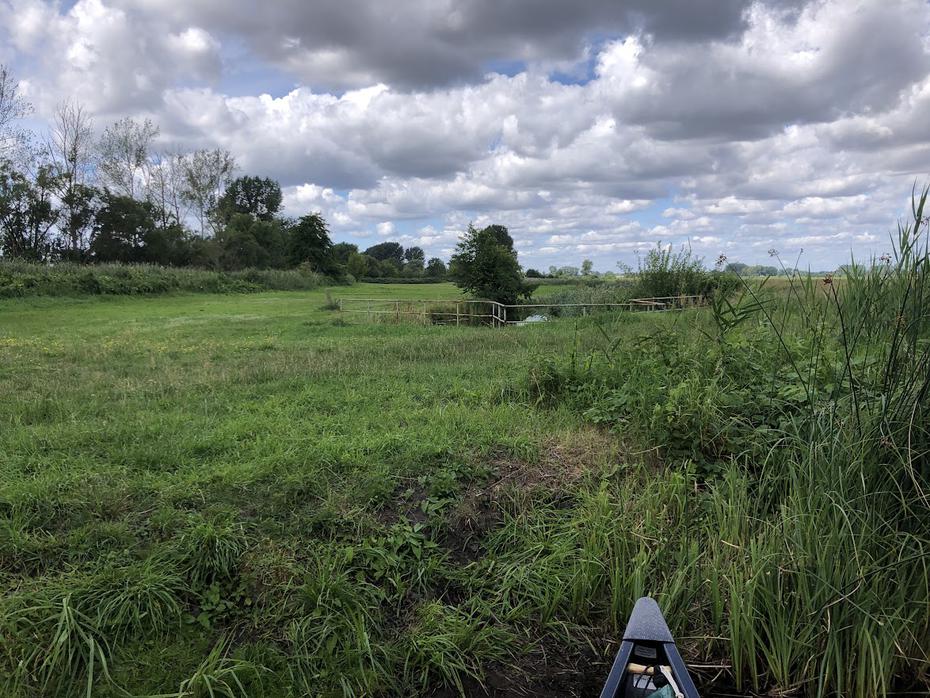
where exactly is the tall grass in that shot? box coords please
[0,259,328,297]
[527,187,930,695]
[537,244,737,313]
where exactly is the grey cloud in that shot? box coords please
[118,0,761,90]
[609,0,930,141]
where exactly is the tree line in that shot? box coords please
[0,62,562,296]
[335,240,447,280]
[0,64,450,280]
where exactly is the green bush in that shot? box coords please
[0,260,330,298]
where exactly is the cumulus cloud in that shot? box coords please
[2,0,222,115]
[1,0,929,269]
[108,0,758,90]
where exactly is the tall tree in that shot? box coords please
[448,224,527,304]
[332,242,359,264]
[481,224,514,250]
[180,148,236,236]
[425,257,447,278]
[0,64,31,158]
[146,148,189,229]
[346,251,371,278]
[215,175,282,223]
[89,192,157,263]
[288,213,336,273]
[97,117,159,199]
[363,241,404,265]
[0,162,58,261]
[46,100,96,254]
[216,213,286,270]
[403,245,425,271]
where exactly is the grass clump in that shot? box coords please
[176,636,262,698]
[176,515,250,588]
[5,594,114,698]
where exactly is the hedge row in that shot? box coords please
[0,261,329,298]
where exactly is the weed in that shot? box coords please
[174,636,261,698]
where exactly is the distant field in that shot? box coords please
[334,281,466,300]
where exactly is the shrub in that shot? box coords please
[634,244,709,297]
[0,260,330,298]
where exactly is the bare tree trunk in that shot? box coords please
[47,100,94,253]
[97,117,159,200]
[180,148,236,237]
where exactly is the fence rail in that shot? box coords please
[335,295,705,327]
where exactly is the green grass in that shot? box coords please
[0,283,625,696]
[2,222,929,698]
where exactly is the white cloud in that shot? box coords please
[1,0,929,268]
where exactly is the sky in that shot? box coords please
[2,0,929,271]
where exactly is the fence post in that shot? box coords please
[502,305,507,326]
[367,300,371,322]
[456,302,461,326]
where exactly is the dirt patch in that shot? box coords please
[483,426,621,493]
[428,637,610,698]
[437,427,622,570]
[374,481,431,527]
[375,427,622,563]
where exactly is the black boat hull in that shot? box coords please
[599,597,700,698]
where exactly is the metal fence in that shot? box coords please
[336,295,705,327]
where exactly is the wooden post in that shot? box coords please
[456,302,461,326]
[502,305,507,326]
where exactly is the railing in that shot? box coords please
[335,295,705,327]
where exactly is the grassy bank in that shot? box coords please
[0,260,329,298]
[529,196,930,695]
